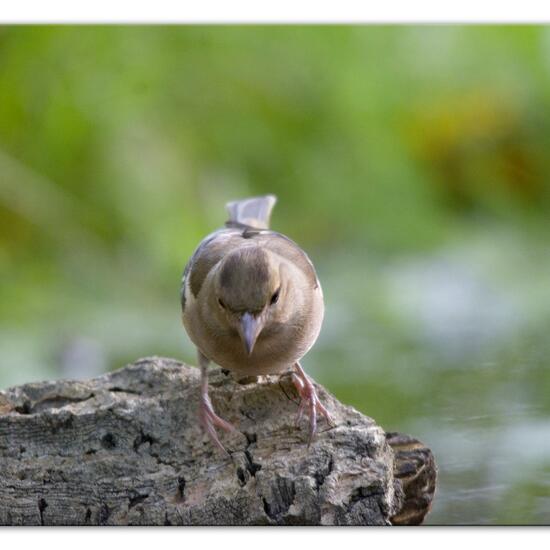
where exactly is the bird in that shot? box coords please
[180,194,332,454]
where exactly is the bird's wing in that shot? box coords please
[181,229,244,311]
[255,231,321,290]
[225,195,277,230]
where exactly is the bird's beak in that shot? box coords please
[239,312,263,356]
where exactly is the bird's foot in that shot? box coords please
[199,393,235,456]
[291,369,334,445]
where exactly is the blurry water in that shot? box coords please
[309,228,550,525]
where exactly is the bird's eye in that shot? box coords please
[270,288,280,305]
[218,298,226,309]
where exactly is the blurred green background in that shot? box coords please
[1,25,550,525]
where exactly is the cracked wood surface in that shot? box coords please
[0,357,436,525]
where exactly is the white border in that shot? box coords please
[2,0,550,24]
[1,528,548,548]
[1,0,549,540]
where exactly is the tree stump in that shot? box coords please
[0,357,436,525]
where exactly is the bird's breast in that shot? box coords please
[184,300,323,377]
[204,325,308,376]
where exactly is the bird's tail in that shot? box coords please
[225,195,277,230]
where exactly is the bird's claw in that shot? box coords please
[291,372,333,445]
[199,394,235,456]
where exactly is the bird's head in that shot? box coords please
[213,246,286,355]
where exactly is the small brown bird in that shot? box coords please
[181,195,331,453]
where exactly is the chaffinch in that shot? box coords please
[181,195,331,454]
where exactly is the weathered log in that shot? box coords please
[0,357,436,525]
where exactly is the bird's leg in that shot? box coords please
[198,351,235,456]
[291,362,333,444]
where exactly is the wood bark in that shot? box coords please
[0,357,436,525]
